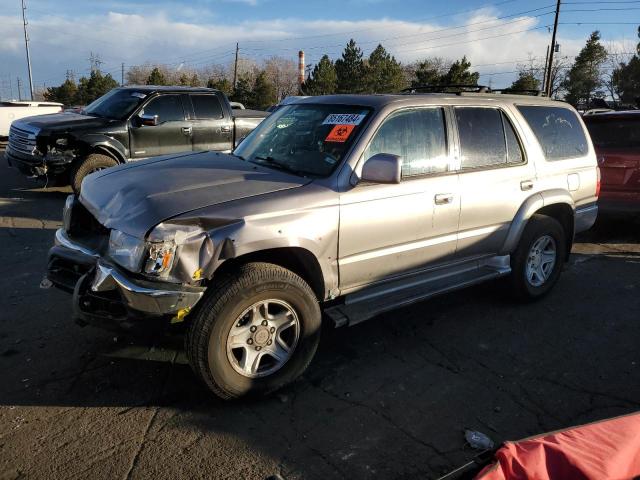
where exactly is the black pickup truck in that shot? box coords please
[5,86,268,192]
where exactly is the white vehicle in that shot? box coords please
[0,101,63,139]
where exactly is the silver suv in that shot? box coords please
[47,92,599,399]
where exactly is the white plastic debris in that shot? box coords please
[465,429,495,450]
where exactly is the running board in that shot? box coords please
[326,260,511,328]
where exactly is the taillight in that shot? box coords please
[595,166,601,198]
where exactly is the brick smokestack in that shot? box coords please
[298,50,305,85]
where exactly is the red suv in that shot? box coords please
[583,111,640,213]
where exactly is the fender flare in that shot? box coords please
[79,134,127,163]
[499,189,575,255]
[206,225,336,300]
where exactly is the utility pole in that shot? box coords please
[17,77,23,101]
[21,0,34,100]
[121,63,125,85]
[233,42,239,89]
[545,0,561,97]
[541,45,550,92]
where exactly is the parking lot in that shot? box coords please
[0,150,639,480]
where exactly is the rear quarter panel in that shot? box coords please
[512,103,598,210]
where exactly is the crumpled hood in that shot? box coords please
[16,112,114,132]
[79,151,310,238]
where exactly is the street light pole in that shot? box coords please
[21,0,34,100]
[545,0,561,97]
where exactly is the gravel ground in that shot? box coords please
[1,152,639,480]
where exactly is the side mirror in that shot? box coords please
[360,153,402,184]
[139,113,159,126]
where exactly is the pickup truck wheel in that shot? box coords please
[185,262,321,400]
[509,214,566,301]
[71,153,118,194]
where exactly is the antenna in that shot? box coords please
[21,0,34,100]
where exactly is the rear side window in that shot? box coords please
[455,107,524,169]
[364,108,449,177]
[191,94,223,119]
[503,113,524,164]
[142,95,184,123]
[517,106,588,160]
[585,118,640,148]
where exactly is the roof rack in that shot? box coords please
[401,84,491,94]
[491,88,546,97]
[401,85,548,97]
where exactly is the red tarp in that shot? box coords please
[476,413,640,480]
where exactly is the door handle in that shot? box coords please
[520,180,534,191]
[434,193,454,205]
[182,126,192,135]
[221,125,231,133]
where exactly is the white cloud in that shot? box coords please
[0,9,633,95]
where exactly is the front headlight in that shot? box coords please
[108,229,146,272]
[144,241,176,276]
[143,223,204,279]
[62,194,75,232]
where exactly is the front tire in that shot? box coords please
[509,214,566,301]
[185,262,321,400]
[71,153,118,194]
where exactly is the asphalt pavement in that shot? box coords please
[1,151,639,480]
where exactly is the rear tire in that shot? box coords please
[71,153,118,194]
[185,262,321,400]
[509,214,566,301]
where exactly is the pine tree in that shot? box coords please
[563,31,608,107]
[251,71,277,110]
[412,58,449,87]
[178,73,190,86]
[366,44,406,93]
[612,27,640,106]
[231,75,253,107]
[75,71,119,105]
[508,72,541,92]
[208,77,233,96]
[441,56,479,86]
[44,78,78,106]
[335,39,365,93]
[146,67,167,86]
[304,55,337,95]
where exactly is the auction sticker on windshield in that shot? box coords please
[323,113,366,125]
[325,124,355,142]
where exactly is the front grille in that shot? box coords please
[8,124,38,156]
[67,202,110,253]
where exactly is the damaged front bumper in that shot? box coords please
[47,229,205,332]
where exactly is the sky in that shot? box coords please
[0,0,639,99]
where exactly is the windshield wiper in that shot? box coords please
[252,156,308,177]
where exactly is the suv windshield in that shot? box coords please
[585,117,640,149]
[234,104,372,177]
[83,89,147,120]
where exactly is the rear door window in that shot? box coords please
[455,107,507,169]
[584,118,640,148]
[517,105,588,160]
[364,108,449,177]
[142,95,185,123]
[191,94,224,120]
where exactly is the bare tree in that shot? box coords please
[603,41,634,106]
[263,56,299,100]
[516,54,569,98]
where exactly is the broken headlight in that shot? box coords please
[144,241,176,276]
[108,229,146,272]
